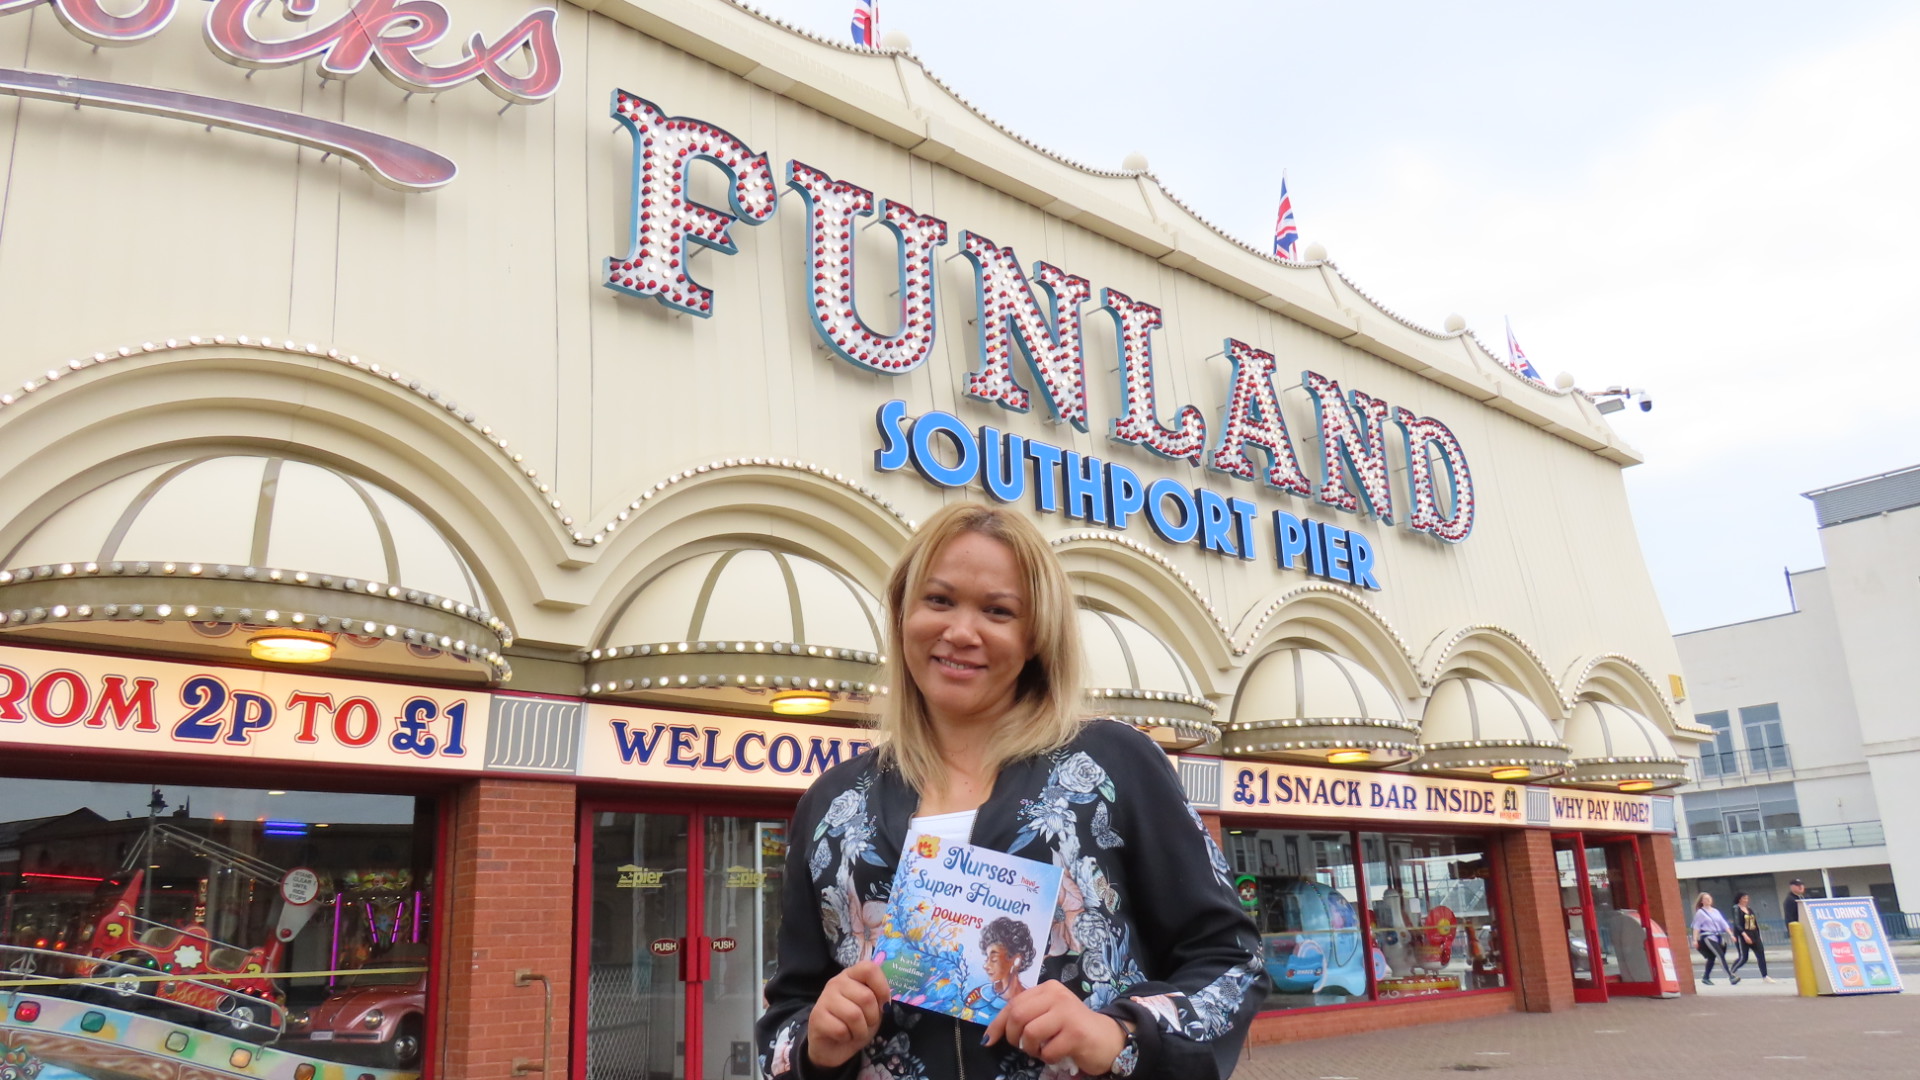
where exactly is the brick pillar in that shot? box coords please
[1199,809,1225,846]
[1641,832,1694,991]
[439,778,577,1079]
[1498,829,1574,1012]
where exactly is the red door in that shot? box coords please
[1553,834,1664,1003]
[1552,834,1608,1003]
[575,803,791,1080]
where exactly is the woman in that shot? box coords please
[757,503,1268,1080]
[1691,892,1739,985]
[1729,892,1772,982]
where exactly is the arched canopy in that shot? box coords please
[1550,699,1689,793]
[1423,626,1564,719]
[1226,648,1418,767]
[1413,676,1571,783]
[0,454,511,681]
[1079,605,1217,750]
[585,547,884,722]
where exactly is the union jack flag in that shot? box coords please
[1272,175,1299,260]
[851,0,877,46]
[1505,318,1543,381]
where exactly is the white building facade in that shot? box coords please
[0,2,1703,1076]
[1674,466,1920,931]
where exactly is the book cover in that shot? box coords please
[875,831,1064,1027]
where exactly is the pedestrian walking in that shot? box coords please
[1783,878,1807,924]
[1691,892,1739,985]
[1729,892,1774,982]
[756,502,1269,1080]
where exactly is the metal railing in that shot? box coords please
[1691,743,1794,783]
[1882,912,1920,939]
[1676,820,1884,861]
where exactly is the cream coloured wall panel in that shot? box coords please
[0,0,1689,727]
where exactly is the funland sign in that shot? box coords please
[603,93,1479,580]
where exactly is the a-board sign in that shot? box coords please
[1802,897,1904,995]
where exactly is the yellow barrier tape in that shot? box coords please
[0,965,427,990]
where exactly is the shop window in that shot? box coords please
[1220,829,1365,1009]
[1738,704,1790,771]
[0,778,435,1077]
[1696,711,1734,776]
[1361,833,1504,997]
[1682,783,1800,856]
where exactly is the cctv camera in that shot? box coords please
[1638,398,1653,413]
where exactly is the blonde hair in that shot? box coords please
[875,502,1084,796]
[1694,892,1714,909]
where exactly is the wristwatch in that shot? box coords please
[1105,1015,1139,1079]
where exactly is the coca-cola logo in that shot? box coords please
[0,1,564,190]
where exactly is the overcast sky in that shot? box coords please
[739,0,1919,634]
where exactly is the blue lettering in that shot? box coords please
[1349,529,1379,589]
[873,399,910,472]
[1198,488,1237,556]
[1107,462,1145,529]
[980,427,1027,502]
[910,411,979,488]
[1026,440,1064,512]
[1145,478,1197,544]
[1325,524,1352,584]
[666,726,700,767]
[1307,519,1327,576]
[173,676,227,742]
[1274,510,1307,570]
[736,731,767,771]
[390,697,438,757]
[1230,498,1258,562]
[1063,452,1108,524]
[443,700,469,756]
[768,733,803,773]
[225,690,274,745]
[804,737,846,774]
[611,721,669,764]
[702,728,734,768]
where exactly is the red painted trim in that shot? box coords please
[574,796,795,1078]
[570,802,597,1080]
[1349,827,1379,1001]
[1552,834,1609,1004]
[1485,826,1519,997]
[685,810,707,1080]
[424,791,452,1080]
[1244,824,1517,1016]
[0,636,501,698]
[1256,985,1513,1018]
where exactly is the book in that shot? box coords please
[874,831,1064,1027]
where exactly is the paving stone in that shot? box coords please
[1234,988,1918,1079]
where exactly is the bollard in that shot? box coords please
[1790,921,1817,996]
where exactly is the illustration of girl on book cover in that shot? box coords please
[960,917,1035,1021]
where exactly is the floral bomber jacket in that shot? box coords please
[755,719,1270,1080]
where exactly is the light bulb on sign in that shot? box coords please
[770,690,833,716]
[248,629,334,663]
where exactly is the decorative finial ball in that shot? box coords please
[1443,313,1466,333]
[881,30,912,51]
[1303,242,1327,262]
[1121,151,1150,173]
[1554,372,1575,390]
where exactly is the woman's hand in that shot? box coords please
[807,962,891,1069]
[983,981,1129,1074]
